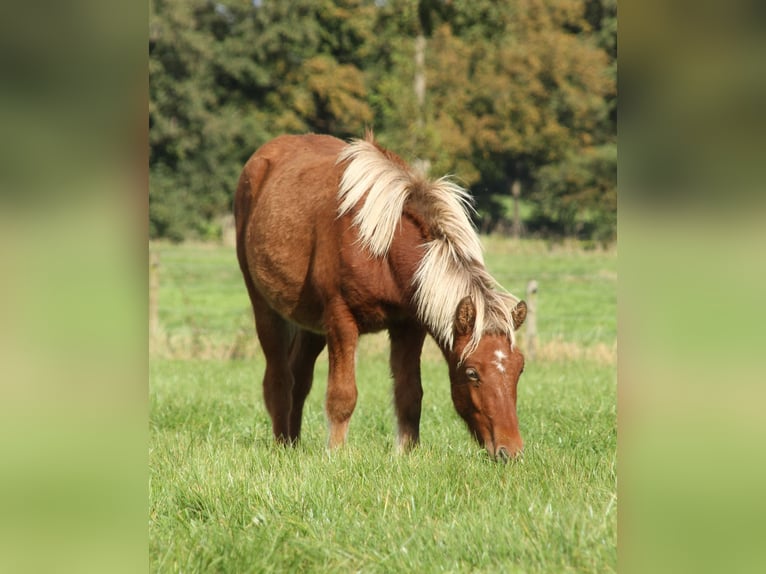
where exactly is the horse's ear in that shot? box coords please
[511,300,527,330]
[454,296,476,336]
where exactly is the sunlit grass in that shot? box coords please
[149,237,616,572]
[150,358,615,573]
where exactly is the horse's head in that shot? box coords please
[447,297,527,462]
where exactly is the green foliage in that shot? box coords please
[149,0,616,241]
[531,143,617,242]
[149,0,268,240]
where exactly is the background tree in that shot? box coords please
[525,0,616,241]
[456,0,615,238]
[150,0,266,240]
[149,0,617,242]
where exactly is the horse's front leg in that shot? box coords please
[389,323,426,452]
[324,300,359,448]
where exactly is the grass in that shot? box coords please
[149,238,616,572]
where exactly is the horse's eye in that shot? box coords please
[465,367,480,382]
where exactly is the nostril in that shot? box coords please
[496,442,523,463]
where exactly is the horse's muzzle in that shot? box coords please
[493,439,523,463]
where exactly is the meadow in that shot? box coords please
[149,238,616,572]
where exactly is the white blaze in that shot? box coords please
[493,349,507,374]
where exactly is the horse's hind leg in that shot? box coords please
[250,292,296,444]
[287,330,326,442]
[389,323,427,452]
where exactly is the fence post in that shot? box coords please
[525,279,538,360]
[149,251,160,336]
[221,214,236,247]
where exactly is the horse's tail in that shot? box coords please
[336,138,482,264]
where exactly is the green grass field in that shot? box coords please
[150,238,616,572]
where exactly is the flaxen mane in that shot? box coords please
[336,136,520,356]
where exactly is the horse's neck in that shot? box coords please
[387,210,430,303]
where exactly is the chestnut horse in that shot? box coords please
[235,133,527,461]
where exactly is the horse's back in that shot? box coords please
[252,133,345,164]
[236,134,347,330]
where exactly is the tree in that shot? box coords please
[369,0,616,237]
[534,143,617,241]
[149,0,373,240]
[149,0,617,242]
[463,0,615,236]
[150,0,263,240]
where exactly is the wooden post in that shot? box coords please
[221,214,236,247]
[414,34,426,128]
[525,279,538,360]
[149,251,160,336]
[412,32,430,177]
[511,179,521,239]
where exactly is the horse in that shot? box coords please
[234,133,527,461]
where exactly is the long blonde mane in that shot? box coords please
[336,136,520,355]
